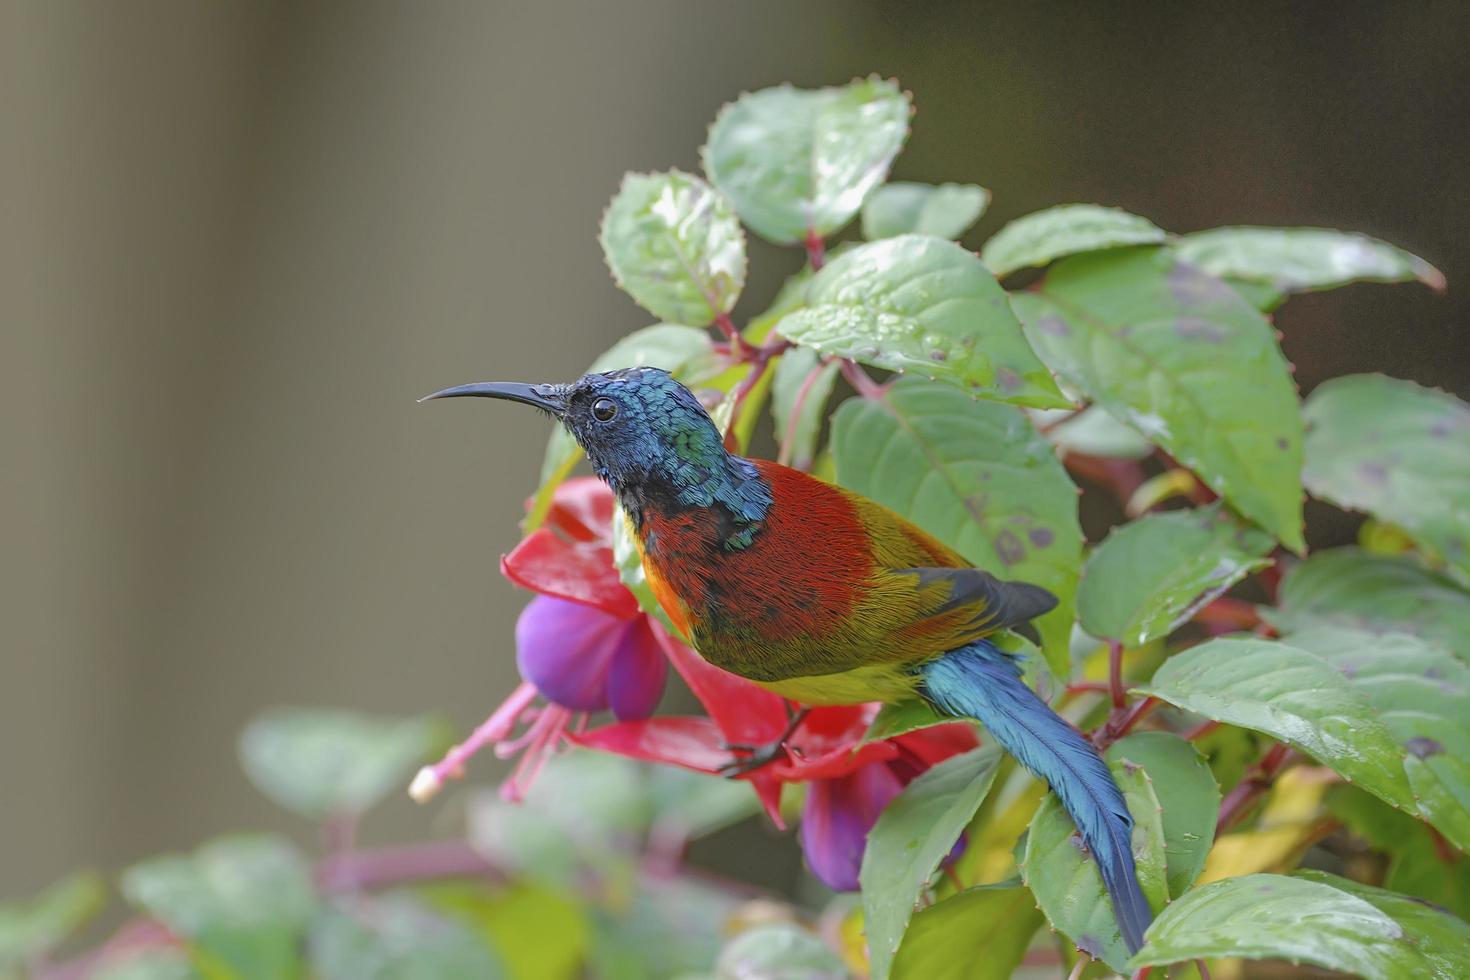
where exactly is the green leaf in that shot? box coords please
[861,746,1003,980]
[702,78,910,244]
[1285,625,1470,851]
[593,871,744,979]
[0,871,106,969]
[1328,785,1470,920]
[1137,637,1415,814]
[714,924,846,980]
[1021,736,1170,971]
[1304,374,1470,582]
[533,324,713,524]
[1174,226,1445,294]
[1270,548,1470,666]
[1013,246,1305,551]
[645,766,763,841]
[1029,406,1153,460]
[308,894,506,980]
[599,170,745,326]
[1128,872,1470,977]
[862,182,990,241]
[831,380,1083,673]
[1077,504,1274,647]
[980,205,1166,277]
[890,885,1041,980]
[121,834,316,980]
[863,699,954,744]
[1106,732,1219,898]
[238,709,445,819]
[418,881,586,980]
[778,236,1067,407]
[770,346,840,470]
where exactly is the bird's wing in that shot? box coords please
[866,565,1058,656]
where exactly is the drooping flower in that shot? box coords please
[411,477,668,802]
[573,633,978,890]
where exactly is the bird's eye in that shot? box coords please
[592,397,618,423]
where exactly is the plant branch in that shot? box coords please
[803,228,826,271]
[1216,741,1296,834]
[1107,640,1126,709]
[840,358,888,400]
[317,839,503,892]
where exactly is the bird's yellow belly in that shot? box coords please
[754,662,922,706]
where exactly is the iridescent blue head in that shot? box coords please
[423,367,771,531]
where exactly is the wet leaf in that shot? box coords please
[1077,504,1274,647]
[600,170,745,326]
[1270,548,1470,666]
[778,236,1067,406]
[831,380,1083,673]
[1285,625,1470,850]
[890,885,1041,980]
[862,182,990,241]
[1174,226,1444,294]
[1128,872,1470,977]
[703,78,910,244]
[1020,735,1171,972]
[861,747,1003,980]
[980,204,1166,277]
[1138,637,1415,815]
[1013,246,1304,551]
[239,709,445,819]
[1304,374,1470,582]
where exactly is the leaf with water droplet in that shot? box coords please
[778,235,1067,407]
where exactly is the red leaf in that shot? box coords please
[501,529,639,619]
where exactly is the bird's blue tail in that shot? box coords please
[920,639,1152,953]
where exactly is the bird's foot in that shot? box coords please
[716,707,810,778]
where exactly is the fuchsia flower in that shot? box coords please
[575,632,979,891]
[411,478,668,802]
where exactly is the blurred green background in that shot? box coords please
[3,0,1467,901]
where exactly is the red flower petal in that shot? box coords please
[649,622,787,744]
[571,716,729,771]
[539,477,617,544]
[771,739,898,782]
[501,529,639,619]
[572,716,786,829]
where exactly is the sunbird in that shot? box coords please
[425,366,1152,952]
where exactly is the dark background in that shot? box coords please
[4,1,1467,899]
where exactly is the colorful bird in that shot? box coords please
[424,367,1152,953]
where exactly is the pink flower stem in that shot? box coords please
[411,681,539,802]
[317,839,503,892]
[840,359,888,400]
[777,357,832,469]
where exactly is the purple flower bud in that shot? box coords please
[515,594,666,720]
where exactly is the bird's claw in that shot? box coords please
[717,740,787,778]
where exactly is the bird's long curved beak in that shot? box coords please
[419,381,567,417]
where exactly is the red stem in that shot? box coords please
[1183,718,1222,742]
[1107,640,1126,709]
[1216,741,1295,834]
[803,228,826,271]
[778,357,832,468]
[840,359,888,400]
[317,840,503,892]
